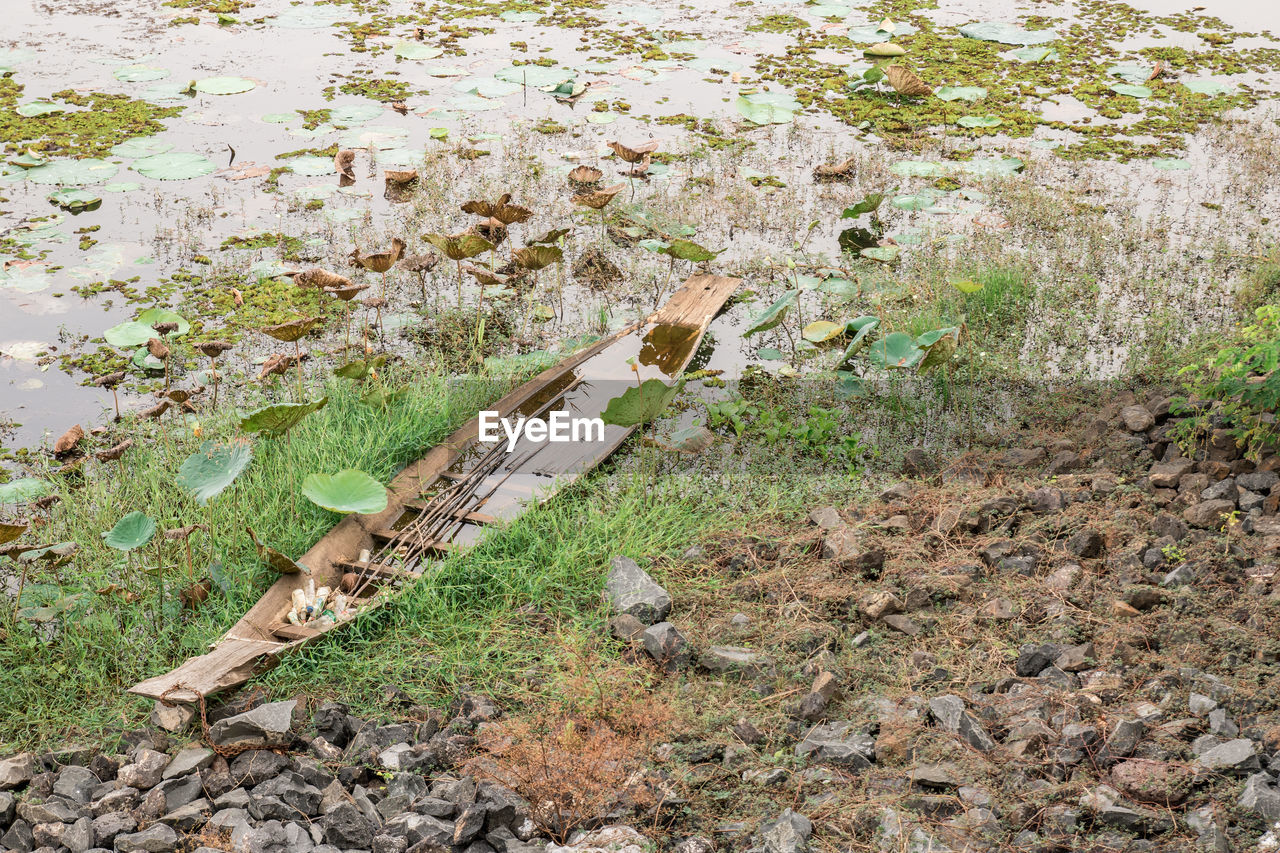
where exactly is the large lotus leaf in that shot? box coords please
[302,469,388,514]
[1108,82,1151,98]
[866,331,922,368]
[133,152,216,180]
[842,193,884,218]
[888,160,946,177]
[25,159,119,186]
[661,239,721,262]
[177,440,252,505]
[48,188,101,211]
[802,320,845,343]
[0,478,52,504]
[0,521,27,545]
[424,232,494,261]
[735,92,799,125]
[917,328,959,373]
[839,316,879,362]
[453,77,522,98]
[194,76,256,95]
[0,265,52,292]
[327,104,382,126]
[1151,158,1191,171]
[17,101,66,117]
[104,320,158,347]
[601,378,684,428]
[864,42,906,57]
[495,65,575,87]
[109,138,175,158]
[935,85,987,102]
[261,316,321,343]
[512,245,564,271]
[137,307,190,336]
[1183,79,1233,96]
[239,397,328,437]
[958,22,1056,44]
[957,115,1001,128]
[114,64,169,82]
[1108,63,1153,84]
[960,156,1024,176]
[861,246,900,263]
[744,290,798,336]
[102,511,156,551]
[0,48,35,72]
[1009,46,1058,62]
[845,22,918,41]
[393,41,444,60]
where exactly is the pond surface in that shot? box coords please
[2,0,1279,452]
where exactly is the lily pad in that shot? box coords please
[957,115,1001,128]
[132,151,216,180]
[0,48,35,72]
[287,155,338,176]
[102,511,156,551]
[114,64,169,82]
[1009,46,1058,62]
[24,159,119,186]
[601,378,683,428]
[1183,79,1233,96]
[393,41,443,60]
[861,246,900,263]
[137,307,189,336]
[744,290,798,336]
[177,440,252,505]
[451,94,504,112]
[1150,158,1192,170]
[16,101,65,117]
[1108,63,1154,84]
[958,22,1056,45]
[864,42,907,57]
[495,65,575,88]
[267,5,349,27]
[48,188,101,211]
[866,331,922,368]
[736,91,801,125]
[0,478,52,504]
[935,85,987,102]
[329,103,384,125]
[194,76,256,95]
[339,125,409,148]
[1108,82,1152,98]
[802,320,844,343]
[110,138,175,158]
[455,78,523,98]
[839,316,879,362]
[0,265,52,292]
[302,469,388,515]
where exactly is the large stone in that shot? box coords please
[1111,760,1193,806]
[602,557,671,626]
[163,746,214,781]
[0,753,36,790]
[385,812,454,848]
[1197,739,1260,774]
[1119,405,1155,432]
[806,507,842,530]
[1239,470,1280,492]
[820,528,884,573]
[150,701,196,733]
[208,700,298,749]
[928,695,995,752]
[1240,773,1280,821]
[698,646,775,679]
[759,809,811,853]
[92,811,137,846]
[1149,458,1196,488]
[249,771,323,820]
[114,823,178,853]
[794,721,875,768]
[53,765,100,804]
[1183,499,1236,530]
[641,622,691,671]
[323,801,373,849]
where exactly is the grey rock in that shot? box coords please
[794,721,875,768]
[1120,405,1155,432]
[113,823,178,853]
[208,807,253,850]
[698,646,775,679]
[0,790,13,826]
[1201,478,1239,503]
[249,771,323,820]
[91,786,139,817]
[1065,529,1104,558]
[1,818,32,852]
[759,808,811,853]
[602,557,671,625]
[1239,471,1279,492]
[1197,738,1260,774]
[53,766,99,804]
[642,622,692,670]
[1149,458,1196,488]
[244,819,293,853]
[1055,642,1095,672]
[1162,563,1195,587]
[928,695,995,752]
[162,747,214,781]
[1151,512,1189,541]
[323,802,373,849]
[1189,693,1217,716]
[149,702,195,733]
[17,797,79,823]
[1024,487,1066,514]
[63,816,92,853]
[999,447,1047,468]
[453,805,487,845]
[1240,489,1266,513]
[608,613,646,642]
[160,798,212,831]
[385,812,454,848]
[0,753,36,791]
[118,749,168,791]
[1015,643,1058,677]
[91,812,136,847]
[1183,499,1236,529]
[819,527,884,571]
[881,614,919,636]
[806,506,842,530]
[208,700,297,749]
[213,788,251,810]
[1208,708,1238,737]
[1240,773,1280,820]
[1100,720,1144,762]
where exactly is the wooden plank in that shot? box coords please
[402,502,497,525]
[273,624,321,642]
[334,559,422,581]
[128,274,739,704]
[129,638,283,702]
[369,529,459,553]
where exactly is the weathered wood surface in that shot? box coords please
[129,274,739,702]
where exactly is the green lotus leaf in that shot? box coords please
[917,328,959,373]
[495,65,575,87]
[424,232,495,261]
[114,64,169,82]
[1183,79,1233,96]
[744,290,798,337]
[109,138,175,158]
[735,91,800,125]
[861,246,900,263]
[1108,82,1152,98]
[133,151,216,180]
[102,511,156,551]
[660,238,721,262]
[104,320,158,347]
[194,76,256,95]
[239,397,328,437]
[866,331,922,368]
[48,188,101,211]
[393,41,444,60]
[958,22,1056,44]
[839,316,879,363]
[601,378,685,428]
[24,159,119,186]
[138,308,189,336]
[935,85,987,102]
[302,469,388,515]
[802,320,845,343]
[957,115,1001,128]
[176,440,252,506]
[842,193,884,218]
[16,101,65,117]
[0,478,53,505]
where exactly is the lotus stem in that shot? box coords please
[110,387,120,420]
[209,357,219,409]
[294,339,303,399]
[456,259,464,308]
[12,562,28,621]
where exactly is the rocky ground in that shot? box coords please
[4,388,1280,853]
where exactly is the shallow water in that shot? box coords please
[1,0,1278,451]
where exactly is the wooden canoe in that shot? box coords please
[130,273,739,703]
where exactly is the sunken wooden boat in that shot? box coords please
[130,273,740,704]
